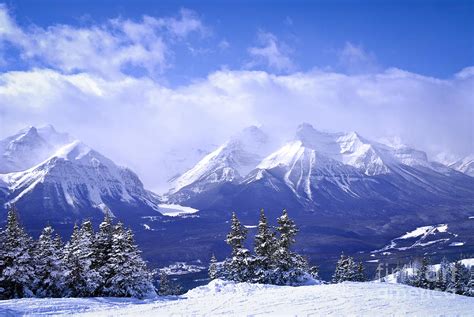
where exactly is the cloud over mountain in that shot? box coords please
[0,4,472,192]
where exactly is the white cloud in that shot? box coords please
[0,5,472,193]
[247,31,295,72]
[0,6,206,77]
[218,39,230,50]
[0,66,472,192]
[338,41,378,74]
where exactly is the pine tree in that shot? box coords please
[0,207,36,299]
[467,266,474,297]
[332,253,359,283]
[355,261,366,282]
[435,257,451,291]
[276,209,298,252]
[447,261,469,295]
[332,253,347,283]
[253,209,277,283]
[309,265,320,280]
[33,226,67,297]
[158,271,182,296]
[92,213,114,295]
[104,224,156,298]
[63,220,100,297]
[413,257,431,289]
[224,212,252,282]
[273,209,308,285]
[208,254,218,280]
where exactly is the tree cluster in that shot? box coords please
[210,209,318,285]
[332,253,366,283]
[0,207,156,299]
[396,256,473,297]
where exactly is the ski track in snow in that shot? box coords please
[0,280,473,316]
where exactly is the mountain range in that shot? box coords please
[0,125,162,230]
[167,123,473,216]
[0,124,473,282]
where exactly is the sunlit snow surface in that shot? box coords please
[158,204,199,217]
[1,280,473,316]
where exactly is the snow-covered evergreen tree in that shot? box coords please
[447,261,469,295]
[412,257,432,289]
[253,209,277,283]
[435,257,451,291]
[272,209,308,285]
[63,220,100,297]
[224,212,252,282]
[92,213,114,295]
[309,265,320,280]
[467,266,474,297]
[33,226,67,297]
[104,223,156,298]
[0,207,36,299]
[332,253,347,283]
[276,209,298,253]
[208,254,218,280]
[158,271,182,296]
[332,253,360,283]
[354,262,366,282]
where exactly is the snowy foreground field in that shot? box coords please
[1,280,473,316]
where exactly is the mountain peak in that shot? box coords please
[296,122,317,138]
[53,140,93,161]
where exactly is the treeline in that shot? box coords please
[209,209,315,285]
[393,256,473,297]
[209,209,366,285]
[0,207,156,299]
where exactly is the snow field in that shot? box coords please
[1,279,473,316]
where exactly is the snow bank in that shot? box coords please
[185,279,279,298]
[1,280,473,316]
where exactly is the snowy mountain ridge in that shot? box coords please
[0,126,163,224]
[169,126,274,194]
[0,125,72,173]
[168,123,472,208]
[448,154,474,177]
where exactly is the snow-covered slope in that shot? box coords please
[169,126,273,195]
[1,140,160,211]
[169,123,474,213]
[449,154,474,177]
[294,123,452,176]
[0,279,472,316]
[0,126,163,224]
[0,125,72,173]
[372,223,456,253]
[255,140,367,200]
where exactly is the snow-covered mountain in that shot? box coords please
[0,126,162,226]
[1,124,472,279]
[448,154,474,177]
[161,124,474,276]
[0,125,72,173]
[169,126,274,197]
[168,123,474,215]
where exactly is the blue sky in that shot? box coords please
[4,0,474,84]
[0,0,472,190]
